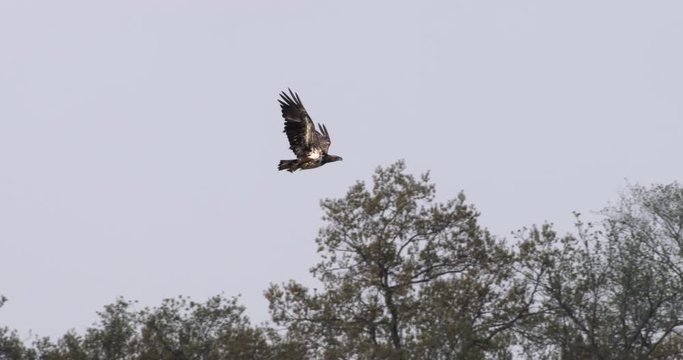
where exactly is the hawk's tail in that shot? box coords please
[278,159,298,172]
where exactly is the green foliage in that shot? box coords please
[517,183,683,359]
[32,332,87,360]
[3,165,683,360]
[82,298,137,360]
[0,327,36,360]
[267,161,534,359]
[0,295,300,360]
[136,295,274,359]
[0,297,36,360]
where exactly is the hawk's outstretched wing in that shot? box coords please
[278,89,319,157]
[316,123,331,153]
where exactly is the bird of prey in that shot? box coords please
[277,89,343,172]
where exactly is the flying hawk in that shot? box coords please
[277,89,343,172]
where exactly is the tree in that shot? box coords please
[267,161,536,359]
[0,328,35,360]
[6,164,681,360]
[32,332,87,360]
[1,294,300,360]
[136,295,284,360]
[82,298,138,360]
[0,296,37,360]
[517,183,683,359]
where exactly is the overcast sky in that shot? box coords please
[1,1,682,339]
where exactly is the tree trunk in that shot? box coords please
[383,289,401,352]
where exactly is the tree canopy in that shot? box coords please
[266,160,535,359]
[2,163,682,359]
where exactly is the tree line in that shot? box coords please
[2,161,682,359]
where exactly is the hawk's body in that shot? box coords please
[277,89,342,172]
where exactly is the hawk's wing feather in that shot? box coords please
[279,89,320,157]
[316,123,331,153]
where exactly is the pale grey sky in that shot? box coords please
[1,1,681,339]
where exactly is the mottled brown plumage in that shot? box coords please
[277,89,342,172]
